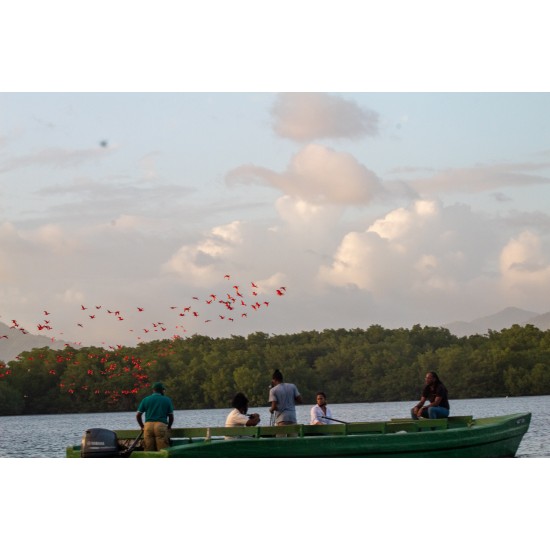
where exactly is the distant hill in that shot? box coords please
[0,321,72,363]
[443,307,548,337]
[528,311,550,331]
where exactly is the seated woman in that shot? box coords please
[225,392,260,439]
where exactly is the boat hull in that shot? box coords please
[66,412,531,458]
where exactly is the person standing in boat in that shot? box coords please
[310,391,334,425]
[136,381,174,451]
[411,371,450,420]
[268,369,303,427]
[224,392,261,439]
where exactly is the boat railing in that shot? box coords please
[389,415,473,429]
[114,417,463,444]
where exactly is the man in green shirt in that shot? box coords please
[136,382,174,451]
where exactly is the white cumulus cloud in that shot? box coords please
[500,231,550,299]
[227,143,382,205]
[271,93,379,142]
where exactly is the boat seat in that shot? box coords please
[386,421,420,433]
[416,418,448,431]
[206,426,261,438]
[447,415,474,427]
[258,424,303,437]
[346,422,387,434]
[386,418,448,432]
[302,424,347,436]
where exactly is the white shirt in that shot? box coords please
[225,408,253,440]
[310,404,334,425]
[225,408,249,427]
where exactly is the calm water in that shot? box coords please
[0,395,548,458]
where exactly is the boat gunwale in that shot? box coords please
[66,412,531,458]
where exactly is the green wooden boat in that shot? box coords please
[66,412,530,458]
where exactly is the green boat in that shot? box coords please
[67,412,531,458]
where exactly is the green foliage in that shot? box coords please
[1,324,550,416]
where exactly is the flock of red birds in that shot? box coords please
[2,275,288,350]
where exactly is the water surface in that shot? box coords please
[0,394,547,457]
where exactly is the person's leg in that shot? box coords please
[143,422,156,451]
[428,407,449,419]
[154,422,170,450]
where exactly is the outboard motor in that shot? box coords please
[81,428,122,458]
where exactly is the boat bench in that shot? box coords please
[447,415,474,427]
[386,418,449,432]
[389,415,474,430]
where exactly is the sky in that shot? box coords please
[2,91,550,348]
[2,0,549,541]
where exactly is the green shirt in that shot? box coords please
[137,392,174,424]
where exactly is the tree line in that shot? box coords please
[1,323,550,416]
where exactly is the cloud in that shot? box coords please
[407,161,550,195]
[227,143,382,205]
[162,221,246,286]
[0,146,110,173]
[500,231,550,297]
[31,223,79,254]
[317,200,501,314]
[271,93,379,141]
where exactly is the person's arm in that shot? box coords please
[269,401,278,414]
[311,406,322,425]
[412,396,427,418]
[427,395,442,409]
[294,385,303,405]
[246,413,260,426]
[167,413,174,429]
[136,411,144,429]
[309,406,319,425]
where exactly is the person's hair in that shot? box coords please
[428,371,441,384]
[231,392,249,410]
[272,369,283,382]
[316,391,326,399]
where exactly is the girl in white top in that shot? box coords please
[310,391,334,425]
